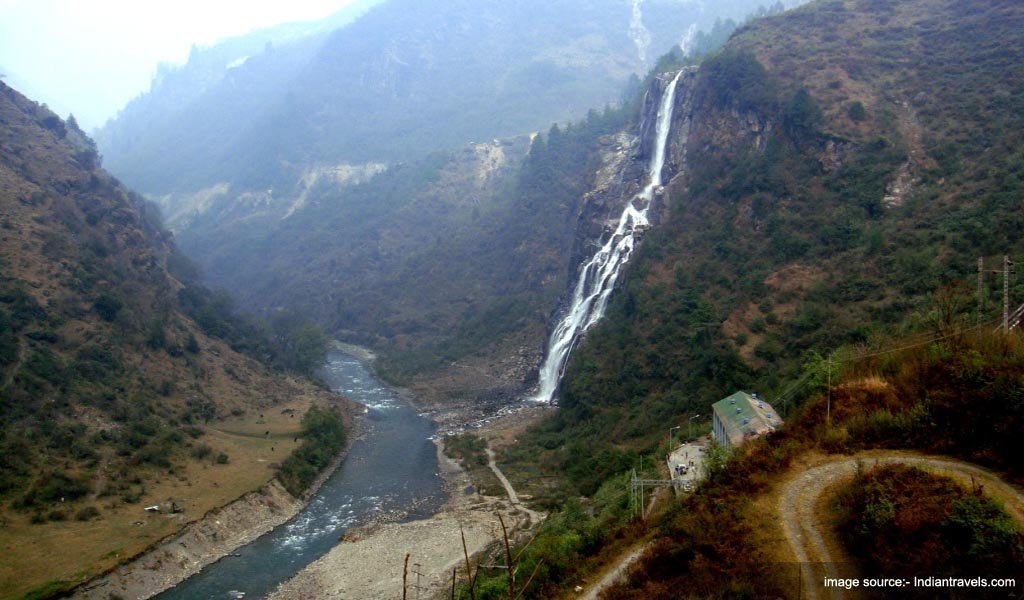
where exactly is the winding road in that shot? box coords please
[778,452,1024,600]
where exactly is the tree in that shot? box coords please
[784,88,823,144]
[848,101,867,122]
[94,293,122,322]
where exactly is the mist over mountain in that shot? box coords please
[95,0,782,197]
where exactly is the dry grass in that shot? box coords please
[0,397,311,599]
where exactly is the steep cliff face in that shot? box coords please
[545,68,700,354]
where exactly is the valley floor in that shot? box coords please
[269,420,543,600]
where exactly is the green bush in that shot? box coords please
[93,292,122,321]
[277,406,345,495]
[837,464,1024,588]
[848,100,867,121]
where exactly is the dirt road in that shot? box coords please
[778,452,1024,600]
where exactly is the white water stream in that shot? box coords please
[532,69,685,404]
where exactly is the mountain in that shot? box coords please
[95,0,780,198]
[92,0,795,405]
[463,1,1024,595]
[546,0,1024,476]
[0,83,346,598]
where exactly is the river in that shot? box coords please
[154,350,447,600]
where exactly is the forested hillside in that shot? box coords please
[454,1,1024,597]
[0,83,346,598]
[542,0,1024,479]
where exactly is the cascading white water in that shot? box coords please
[531,69,686,404]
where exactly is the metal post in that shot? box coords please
[667,425,680,457]
[689,414,700,440]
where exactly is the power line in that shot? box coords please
[769,313,1007,414]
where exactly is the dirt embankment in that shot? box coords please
[70,418,360,600]
[71,479,303,600]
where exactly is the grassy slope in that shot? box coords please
[605,331,1024,598]
[0,83,348,598]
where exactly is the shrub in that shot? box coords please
[191,444,212,460]
[75,506,101,521]
[93,293,122,322]
[277,406,345,495]
[836,464,1024,590]
[848,100,867,121]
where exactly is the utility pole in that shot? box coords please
[639,456,644,519]
[1004,255,1014,333]
[825,355,833,430]
[667,425,680,457]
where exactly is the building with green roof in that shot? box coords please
[711,391,783,448]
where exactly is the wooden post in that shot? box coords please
[499,514,516,599]
[461,526,477,600]
[403,553,410,600]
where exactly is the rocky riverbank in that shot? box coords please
[268,434,539,600]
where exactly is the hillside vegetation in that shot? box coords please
[538,0,1024,487]
[599,329,1024,598]
[0,83,347,598]
[472,0,1024,596]
[836,463,1023,597]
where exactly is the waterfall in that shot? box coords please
[531,69,686,404]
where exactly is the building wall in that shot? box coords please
[712,410,729,448]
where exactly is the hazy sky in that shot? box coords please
[0,0,355,130]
